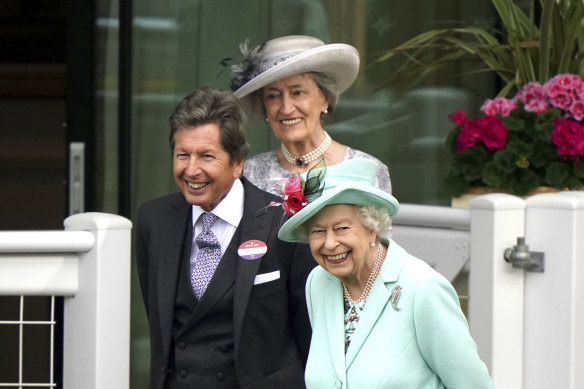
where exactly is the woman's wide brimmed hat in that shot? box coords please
[278,159,399,243]
[230,35,360,100]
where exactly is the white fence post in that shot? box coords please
[523,192,584,389]
[63,212,132,389]
[469,193,526,388]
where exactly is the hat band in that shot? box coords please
[247,52,299,81]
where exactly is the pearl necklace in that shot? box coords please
[280,131,331,166]
[343,243,384,304]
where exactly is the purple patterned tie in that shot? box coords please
[191,212,221,299]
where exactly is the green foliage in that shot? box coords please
[379,0,584,197]
[374,0,584,95]
[303,158,326,203]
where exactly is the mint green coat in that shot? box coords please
[305,240,493,389]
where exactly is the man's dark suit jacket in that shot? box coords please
[136,177,315,388]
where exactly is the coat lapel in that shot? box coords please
[156,194,191,358]
[344,275,391,369]
[232,180,274,357]
[322,274,348,385]
[345,241,407,369]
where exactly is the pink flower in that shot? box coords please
[569,100,584,121]
[517,82,546,101]
[281,175,306,215]
[282,192,306,215]
[477,116,507,150]
[282,175,302,195]
[448,110,469,126]
[456,121,483,153]
[549,92,573,110]
[481,97,516,117]
[548,74,581,90]
[544,83,563,98]
[576,84,584,100]
[524,100,549,113]
[516,82,548,113]
[551,117,584,156]
[456,116,507,153]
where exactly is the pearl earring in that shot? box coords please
[265,117,269,122]
[370,242,376,247]
[322,109,328,114]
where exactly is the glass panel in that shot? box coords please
[95,0,120,214]
[130,0,497,207]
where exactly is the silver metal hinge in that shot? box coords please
[504,237,545,272]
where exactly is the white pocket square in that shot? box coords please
[253,270,280,285]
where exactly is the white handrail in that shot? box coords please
[393,203,470,229]
[0,212,132,389]
[0,230,95,253]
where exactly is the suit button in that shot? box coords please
[161,367,167,374]
[217,344,228,352]
[216,372,224,381]
[177,341,186,349]
[179,370,187,379]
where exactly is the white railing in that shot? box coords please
[1,197,581,389]
[394,193,584,389]
[469,192,584,389]
[0,212,132,389]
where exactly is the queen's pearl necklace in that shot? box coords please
[343,243,384,352]
[343,243,384,304]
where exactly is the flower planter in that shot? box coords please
[451,186,560,209]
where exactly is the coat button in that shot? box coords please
[177,341,186,349]
[179,370,187,378]
[216,372,224,381]
[161,367,167,374]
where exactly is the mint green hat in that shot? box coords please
[277,159,399,243]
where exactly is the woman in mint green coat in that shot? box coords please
[278,159,493,388]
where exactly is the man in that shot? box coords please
[135,86,315,388]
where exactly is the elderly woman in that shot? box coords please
[229,35,391,195]
[277,159,493,388]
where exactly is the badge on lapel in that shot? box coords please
[238,240,267,260]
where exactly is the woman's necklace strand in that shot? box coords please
[343,243,384,304]
[280,131,331,166]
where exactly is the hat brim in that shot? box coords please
[233,43,360,100]
[277,182,399,243]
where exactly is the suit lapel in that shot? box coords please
[233,180,275,357]
[156,194,191,358]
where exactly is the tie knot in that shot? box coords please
[195,213,220,250]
